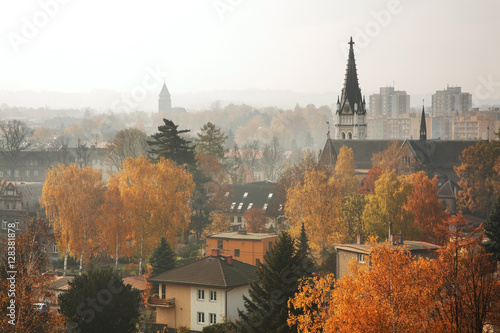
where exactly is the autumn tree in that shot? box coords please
[331,146,358,196]
[99,175,133,270]
[237,232,311,333]
[454,140,500,217]
[261,137,285,181]
[286,169,345,259]
[359,166,383,194]
[195,122,228,159]
[105,128,148,171]
[244,208,268,233]
[149,237,176,276]
[432,213,500,333]
[227,143,245,184]
[202,211,232,238]
[371,140,414,174]
[484,195,500,258]
[59,269,141,333]
[241,140,261,181]
[362,169,412,241]
[40,164,104,275]
[0,120,32,179]
[289,241,440,333]
[0,218,63,332]
[340,193,368,243]
[116,156,194,274]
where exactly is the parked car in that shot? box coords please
[33,303,47,313]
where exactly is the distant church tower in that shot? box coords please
[334,37,367,140]
[158,82,172,114]
[420,105,427,142]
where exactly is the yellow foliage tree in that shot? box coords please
[116,156,194,274]
[331,146,358,196]
[40,164,104,275]
[285,169,345,259]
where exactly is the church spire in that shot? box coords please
[337,37,366,117]
[420,103,427,142]
[158,82,172,114]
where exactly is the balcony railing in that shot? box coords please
[148,296,175,308]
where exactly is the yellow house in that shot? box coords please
[148,250,257,332]
[206,231,278,266]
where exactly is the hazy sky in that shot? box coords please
[1,0,499,104]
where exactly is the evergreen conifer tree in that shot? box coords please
[295,222,316,275]
[237,232,308,333]
[149,237,176,276]
[484,195,500,259]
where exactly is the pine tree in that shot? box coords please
[237,232,307,333]
[484,195,500,259]
[295,222,316,275]
[149,237,176,276]
[147,118,197,169]
[195,122,228,159]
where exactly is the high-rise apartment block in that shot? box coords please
[369,86,410,118]
[431,86,472,116]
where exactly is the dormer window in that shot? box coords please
[237,203,244,210]
[263,203,268,211]
[224,192,230,197]
[230,202,236,210]
[243,192,248,198]
[247,203,253,210]
[268,193,273,199]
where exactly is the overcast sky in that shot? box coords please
[1,0,499,106]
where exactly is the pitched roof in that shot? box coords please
[123,275,148,291]
[50,276,75,291]
[148,255,257,288]
[159,82,170,97]
[226,180,281,216]
[319,138,337,167]
[207,231,277,241]
[335,241,441,254]
[328,140,396,169]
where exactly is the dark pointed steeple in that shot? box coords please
[159,81,170,97]
[158,82,172,114]
[337,37,366,116]
[420,104,427,142]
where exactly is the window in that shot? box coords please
[209,313,217,324]
[210,290,217,301]
[53,244,58,253]
[247,203,253,210]
[243,192,248,198]
[263,203,268,211]
[357,254,365,263]
[2,220,6,229]
[268,193,273,198]
[234,249,240,257]
[224,191,230,197]
[237,216,242,223]
[25,170,30,177]
[0,171,3,177]
[237,202,243,210]
[14,220,19,230]
[197,312,205,324]
[198,289,205,300]
[218,240,223,249]
[34,170,39,178]
[14,170,19,178]
[230,202,236,210]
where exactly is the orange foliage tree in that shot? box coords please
[454,140,500,217]
[244,208,268,233]
[40,164,104,275]
[116,156,194,274]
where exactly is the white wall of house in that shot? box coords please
[226,284,250,321]
[190,286,226,331]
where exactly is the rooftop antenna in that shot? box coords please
[326,121,330,138]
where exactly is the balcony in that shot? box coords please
[148,296,175,308]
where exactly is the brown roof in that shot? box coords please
[207,231,277,241]
[148,255,257,288]
[50,276,75,291]
[123,275,148,291]
[335,241,441,254]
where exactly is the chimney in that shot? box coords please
[356,233,363,245]
[211,248,220,256]
[227,255,233,265]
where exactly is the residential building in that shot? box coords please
[335,235,440,279]
[225,180,284,231]
[452,114,499,140]
[148,249,257,332]
[369,86,410,118]
[334,37,367,140]
[205,231,278,266]
[432,86,472,116]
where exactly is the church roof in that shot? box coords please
[319,138,337,167]
[159,82,170,97]
[338,37,366,116]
